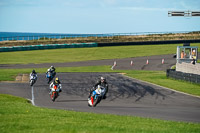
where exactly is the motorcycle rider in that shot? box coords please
[89,77,108,99]
[50,66,56,72]
[46,66,56,77]
[49,77,62,95]
[29,69,37,81]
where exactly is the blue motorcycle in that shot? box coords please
[46,70,56,84]
[88,85,106,107]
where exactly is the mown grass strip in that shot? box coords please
[0,66,113,81]
[0,43,199,64]
[0,94,200,133]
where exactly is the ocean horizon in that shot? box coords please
[0,31,114,41]
[0,32,99,41]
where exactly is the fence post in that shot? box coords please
[166,69,170,77]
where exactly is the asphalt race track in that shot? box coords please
[0,54,176,71]
[0,54,200,123]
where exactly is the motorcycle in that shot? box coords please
[46,71,56,84]
[50,84,60,102]
[88,85,106,107]
[30,75,37,86]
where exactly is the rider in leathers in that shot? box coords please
[30,69,37,81]
[49,77,62,95]
[46,66,56,77]
[89,77,108,99]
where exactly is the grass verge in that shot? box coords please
[0,94,200,133]
[0,43,199,64]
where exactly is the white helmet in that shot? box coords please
[101,77,106,82]
[101,77,105,80]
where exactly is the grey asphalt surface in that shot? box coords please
[0,54,200,123]
[0,54,176,71]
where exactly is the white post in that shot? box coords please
[177,46,180,63]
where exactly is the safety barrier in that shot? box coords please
[1,40,200,52]
[176,62,200,75]
[166,69,200,84]
[98,39,200,47]
[0,43,98,52]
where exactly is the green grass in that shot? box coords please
[1,44,200,132]
[0,94,200,133]
[0,43,199,64]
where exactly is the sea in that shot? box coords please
[0,32,113,41]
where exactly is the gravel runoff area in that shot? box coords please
[0,54,200,123]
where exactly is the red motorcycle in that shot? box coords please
[50,85,59,102]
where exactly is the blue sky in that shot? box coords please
[0,0,200,34]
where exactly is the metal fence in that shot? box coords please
[1,31,200,41]
[0,43,97,52]
[166,69,200,84]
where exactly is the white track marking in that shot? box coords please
[31,86,35,106]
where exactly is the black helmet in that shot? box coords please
[32,70,35,73]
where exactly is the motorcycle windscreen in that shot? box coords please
[92,91,97,95]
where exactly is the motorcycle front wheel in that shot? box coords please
[30,80,34,86]
[51,92,56,102]
[92,96,101,107]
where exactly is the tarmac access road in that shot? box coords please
[0,54,200,123]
